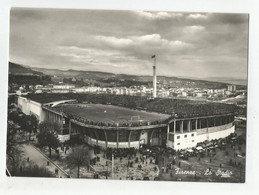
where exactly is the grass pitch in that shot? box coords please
[57,103,170,123]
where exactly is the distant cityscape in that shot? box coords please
[10,68,247,107]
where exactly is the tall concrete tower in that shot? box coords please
[152,55,157,98]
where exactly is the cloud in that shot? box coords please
[94,35,132,47]
[131,34,168,45]
[135,11,183,20]
[183,25,206,34]
[9,8,248,79]
[187,13,208,20]
[93,34,192,51]
[57,46,149,70]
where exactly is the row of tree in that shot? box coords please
[8,110,38,141]
[37,121,90,178]
[7,114,90,178]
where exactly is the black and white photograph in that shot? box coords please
[6,7,248,183]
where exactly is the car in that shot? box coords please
[230,139,237,143]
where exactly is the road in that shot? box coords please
[21,144,68,178]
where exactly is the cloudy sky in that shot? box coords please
[10,8,248,79]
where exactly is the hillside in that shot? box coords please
[9,62,43,75]
[31,67,235,89]
[9,62,245,89]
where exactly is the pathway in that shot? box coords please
[21,144,69,178]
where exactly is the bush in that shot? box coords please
[16,163,54,177]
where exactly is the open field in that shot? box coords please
[57,103,170,123]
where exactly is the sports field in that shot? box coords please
[57,104,170,123]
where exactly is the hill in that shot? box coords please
[30,67,236,89]
[11,62,245,89]
[9,62,43,75]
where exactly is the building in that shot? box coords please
[17,94,236,150]
[17,95,76,122]
[53,84,75,89]
[228,85,237,92]
[166,114,235,150]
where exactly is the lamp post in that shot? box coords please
[111,153,114,179]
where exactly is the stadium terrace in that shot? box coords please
[17,93,237,150]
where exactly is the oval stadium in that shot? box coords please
[17,93,237,150]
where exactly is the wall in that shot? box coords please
[18,96,30,115]
[196,123,234,143]
[129,141,139,149]
[150,137,159,146]
[170,123,235,150]
[139,130,148,144]
[58,134,70,143]
[173,132,197,150]
[118,142,129,148]
[29,100,44,121]
[107,142,117,148]
[97,140,106,148]
[207,125,235,140]
[166,140,174,148]
[17,96,45,121]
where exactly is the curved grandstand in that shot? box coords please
[18,93,237,150]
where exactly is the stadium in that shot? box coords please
[17,93,237,150]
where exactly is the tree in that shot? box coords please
[22,115,39,141]
[6,121,22,175]
[66,146,90,178]
[37,121,60,157]
[16,162,54,177]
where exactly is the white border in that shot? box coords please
[1,0,259,195]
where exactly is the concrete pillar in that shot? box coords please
[195,119,198,130]
[116,130,119,149]
[206,119,209,133]
[159,129,162,145]
[104,130,108,149]
[173,120,176,134]
[61,121,63,135]
[112,154,114,179]
[128,131,132,148]
[94,130,98,146]
[180,121,183,133]
[188,120,191,132]
[150,129,154,146]
[167,124,170,141]
[69,120,72,135]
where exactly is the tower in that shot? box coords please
[152,55,157,98]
